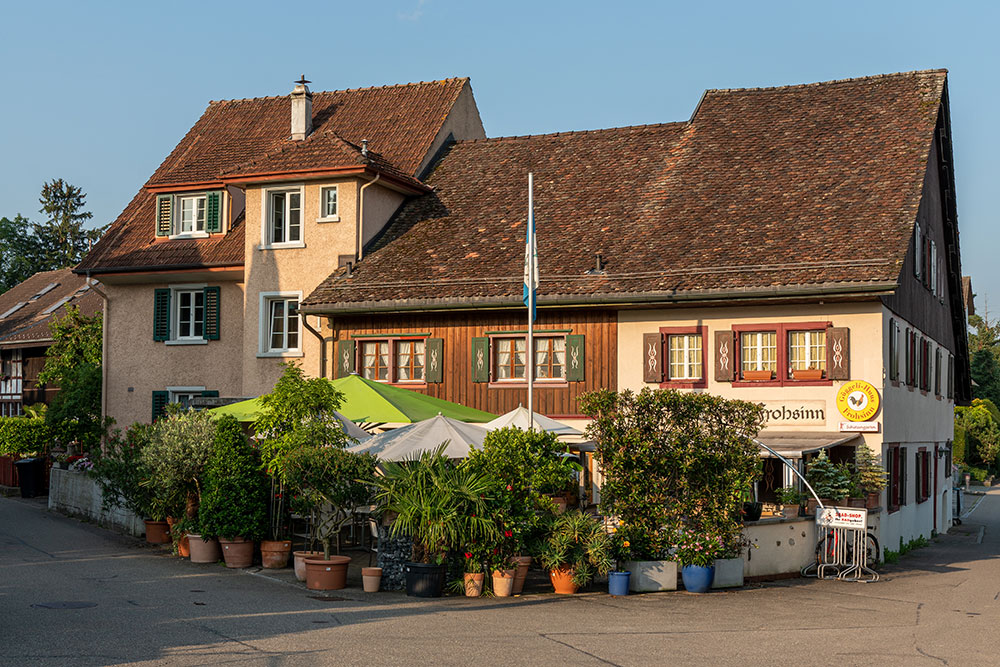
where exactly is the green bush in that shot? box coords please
[198,415,268,541]
[0,417,51,456]
[92,424,158,518]
[141,405,217,523]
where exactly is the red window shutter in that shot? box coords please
[642,333,662,383]
[714,331,736,382]
[826,327,850,380]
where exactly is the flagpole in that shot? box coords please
[527,172,535,432]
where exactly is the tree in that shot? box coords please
[34,179,103,269]
[970,348,1000,407]
[39,306,103,450]
[0,215,42,290]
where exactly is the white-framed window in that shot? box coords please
[668,333,703,381]
[262,186,304,247]
[319,185,339,221]
[491,335,566,382]
[259,291,303,356]
[167,386,206,410]
[788,330,826,373]
[179,195,207,234]
[174,289,205,340]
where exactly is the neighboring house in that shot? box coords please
[298,70,969,548]
[0,269,102,416]
[75,77,485,424]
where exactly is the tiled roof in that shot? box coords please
[0,269,102,346]
[78,78,469,273]
[303,70,948,311]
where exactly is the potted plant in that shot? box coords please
[854,445,887,509]
[608,533,632,596]
[255,363,355,571]
[279,441,375,591]
[711,533,748,589]
[92,424,161,540]
[375,446,496,598]
[461,544,487,597]
[198,416,269,569]
[740,487,763,522]
[361,567,382,593]
[538,510,613,594]
[805,451,852,511]
[776,486,803,518]
[674,526,726,593]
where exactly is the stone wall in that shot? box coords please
[48,468,144,537]
[376,526,412,591]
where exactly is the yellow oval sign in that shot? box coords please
[836,380,880,422]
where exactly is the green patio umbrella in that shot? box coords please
[209,374,495,425]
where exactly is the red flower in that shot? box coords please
[493,548,499,555]
[504,530,513,538]
[506,485,512,491]
[464,552,472,559]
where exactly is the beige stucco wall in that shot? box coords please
[416,81,487,177]
[104,280,245,427]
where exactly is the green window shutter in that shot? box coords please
[336,340,356,378]
[471,337,489,383]
[565,334,585,382]
[425,338,444,383]
[153,289,171,341]
[152,391,168,422]
[200,390,219,398]
[203,286,221,340]
[156,195,172,237]
[205,191,222,233]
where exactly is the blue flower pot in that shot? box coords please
[608,571,630,596]
[681,564,715,593]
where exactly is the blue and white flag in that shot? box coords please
[523,192,538,322]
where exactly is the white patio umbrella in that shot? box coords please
[336,412,373,443]
[483,405,582,436]
[347,414,488,461]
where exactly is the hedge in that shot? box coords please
[0,417,51,456]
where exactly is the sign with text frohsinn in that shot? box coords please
[760,401,827,426]
[836,380,880,422]
[816,506,867,530]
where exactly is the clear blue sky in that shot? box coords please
[1,0,996,313]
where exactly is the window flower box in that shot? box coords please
[792,369,824,381]
[742,370,773,381]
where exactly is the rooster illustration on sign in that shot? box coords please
[847,391,868,410]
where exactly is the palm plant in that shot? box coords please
[375,445,498,564]
[538,510,613,587]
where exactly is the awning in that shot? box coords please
[755,431,863,459]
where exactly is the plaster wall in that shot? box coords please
[103,280,245,427]
[416,82,487,177]
[49,468,145,536]
[744,519,817,577]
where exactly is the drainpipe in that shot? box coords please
[85,272,109,453]
[356,173,380,261]
[302,315,326,378]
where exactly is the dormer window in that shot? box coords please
[179,195,207,233]
[155,191,223,238]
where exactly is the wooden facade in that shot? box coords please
[325,308,616,417]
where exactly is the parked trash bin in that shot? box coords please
[13,457,44,498]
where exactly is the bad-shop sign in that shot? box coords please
[760,401,827,426]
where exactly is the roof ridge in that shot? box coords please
[456,122,686,145]
[702,68,947,96]
[222,125,362,176]
[209,77,469,105]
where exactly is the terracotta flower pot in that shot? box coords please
[293,551,323,582]
[362,567,382,593]
[847,497,866,508]
[780,504,801,519]
[463,572,484,597]
[512,555,532,594]
[550,496,568,514]
[493,569,516,597]
[304,555,352,591]
[165,517,189,557]
[187,534,221,563]
[260,540,292,569]
[549,566,579,594]
[144,520,170,545]
[865,492,881,510]
[219,537,254,568]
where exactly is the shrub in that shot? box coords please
[91,424,158,519]
[806,452,853,501]
[0,417,50,456]
[854,445,887,494]
[581,388,764,561]
[198,416,268,541]
[537,510,613,587]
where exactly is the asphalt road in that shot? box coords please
[2,492,999,667]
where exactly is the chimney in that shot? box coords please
[290,75,313,141]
